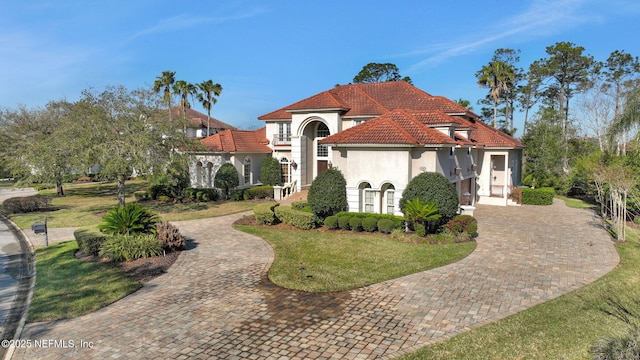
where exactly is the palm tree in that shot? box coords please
[196,80,223,136]
[476,60,515,127]
[153,71,176,121]
[173,80,196,116]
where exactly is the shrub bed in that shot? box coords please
[254,202,280,225]
[243,185,274,200]
[99,234,163,262]
[335,212,404,230]
[74,227,107,256]
[521,187,555,205]
[3,196,51,214]
[156,221,185,251]
[444,215,478,236]
[275,206,317,230]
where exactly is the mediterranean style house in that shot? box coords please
[189,81,524,214]
[170,107,236,138]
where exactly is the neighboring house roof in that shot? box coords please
[258,81,477,120]
[169,107,236,130]
[200,127,271,153]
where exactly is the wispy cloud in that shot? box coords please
[128,7,266,41]
[405,0,595,73]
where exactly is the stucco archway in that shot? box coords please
[299,118,331,186]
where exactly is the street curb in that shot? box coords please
[0,215,36,360]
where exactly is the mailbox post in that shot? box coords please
[31,217,48,246]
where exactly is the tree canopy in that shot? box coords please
[353,63,412,84]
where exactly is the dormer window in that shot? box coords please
[449,128,456,139]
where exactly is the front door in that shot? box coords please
[317,160,328,175]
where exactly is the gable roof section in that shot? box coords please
[200,127,272,153]
[170,107,236,130]
[320,110,460,146]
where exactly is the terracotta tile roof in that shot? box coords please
[320,110,460,146]
[169,107,236,130]
[258,82,475,120]
[469,120,525,148]
[260,81,521,149]
[200,127,272,153]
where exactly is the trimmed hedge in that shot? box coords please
[324,215,339,229]
[3,196,51,214]
[254,202,280,225]
[74,227,107,256]
[377,219,395,234]
[275,206,317,230]
[335,212,404,230]
[243,185,274,200]
[521,187,555,205]
[362,217,378,232]
[291,201,308,211]
[338,215,352,230]
[349,217,363,232]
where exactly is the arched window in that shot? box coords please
[359,182,374,213]
[195,161,204,188]
[243,157,251,185]
[280,157,291,184]
[381,184,395,214]
[316,123,330,158]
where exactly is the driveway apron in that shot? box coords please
[12,200,618,359]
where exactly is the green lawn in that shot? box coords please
[399,204,635,360]
[5,181,256,229]
[556,194,597,209]
[235,225,476,292]
[28,241,141,322]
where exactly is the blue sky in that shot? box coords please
[1,0,639,135]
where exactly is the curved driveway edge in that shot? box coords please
[12,200,618,359]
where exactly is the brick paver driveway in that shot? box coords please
[13,200,618,359]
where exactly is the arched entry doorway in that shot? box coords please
[300,120,331,185]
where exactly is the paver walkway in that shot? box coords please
[12,200,618,359]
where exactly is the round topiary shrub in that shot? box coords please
[399,172,459,224]
[214,163,239,198]
[324,215,339,230]
[349,217,363,232]
[362,217,378,232]
[377,219,395,234]
[338,215,351,230]
[307,168,347,218]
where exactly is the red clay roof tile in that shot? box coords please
[200,127,272,153]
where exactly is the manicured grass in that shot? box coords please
[6,181,256,229]
[235,225,476,292]
[399,228,638,360]
[556,195,597,209]
[28,241,141,322]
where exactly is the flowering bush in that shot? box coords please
[444,215,478,236]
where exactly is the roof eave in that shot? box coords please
[286,107,349,113]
